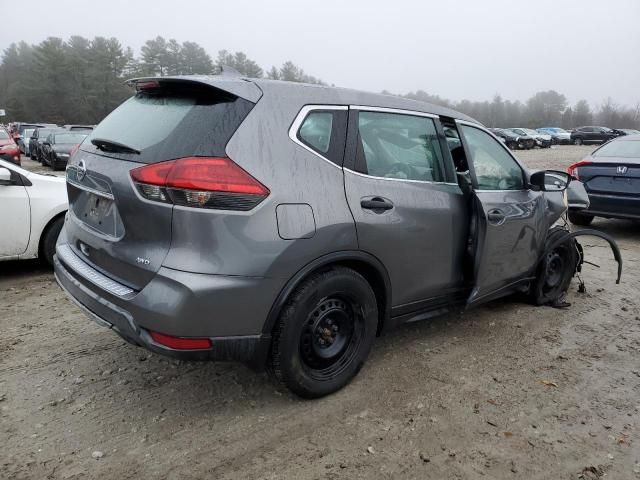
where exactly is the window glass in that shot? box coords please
[0,130,9,140]
[594,140,640,158]
[356,111,444,182]
[460,125,524,190]
[298,112,333,153]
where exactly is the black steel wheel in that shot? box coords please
[269,267,378,398]
[529,227,579,306]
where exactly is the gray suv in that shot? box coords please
[54,75,593,397]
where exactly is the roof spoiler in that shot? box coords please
[125,70,262,103]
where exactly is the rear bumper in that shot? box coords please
[53,243,281,369]
[583,192,640,220]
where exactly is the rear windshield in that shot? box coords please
[594,140,640,158]
[0,130,9,140]
[85,83,255,163]
[55,133,87,144]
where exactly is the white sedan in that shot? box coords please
[0,159,68,266]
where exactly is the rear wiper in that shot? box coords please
[91,138,140,155]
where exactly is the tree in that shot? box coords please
[573,99,593,126]
[216,50,263,77]
[181,42,213,75]
[273,61,324,84]
[526,90,567,127]
[140,36,169,76]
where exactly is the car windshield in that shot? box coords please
[54,133,87,144]
[0,130,10,140]
[524,129,539,135]
[24,129,35,138]
[601,127,613,133]
[594,140,640,158]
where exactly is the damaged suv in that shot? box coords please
[54,75,621,398]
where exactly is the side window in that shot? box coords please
[460,125,524,191]
[299,112,332,153]
[296,108,347,166]
[355,111,445,182]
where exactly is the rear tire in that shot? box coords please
[574,137,583,145]
[40,217,64,267]
[529,227,579,306]
[269,267,378,398]
[568,211,594,226]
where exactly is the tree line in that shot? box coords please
[396,89,640,129]
[0,36,324,124]
[1,35,639,129]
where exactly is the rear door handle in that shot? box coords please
[487,209,505,224]
[360,197,394,211]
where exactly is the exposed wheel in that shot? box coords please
[506,141,517,150]
[269,267,378,398]
[40,216,64,267]
[574,137,583,145]
[568,211,594,226]
[529,227,580,306]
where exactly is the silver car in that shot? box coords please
[54,75,620,397]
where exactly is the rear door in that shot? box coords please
[63,80,256,290]
[457,122,548,305]
[343,107,467,308]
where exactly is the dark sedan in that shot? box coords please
[41,132,88,170]
[489,128,535,150]
[570,126,619,145]
[567,134,640,225]
[29,127,64,162]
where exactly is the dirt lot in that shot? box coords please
[2,146,639,479]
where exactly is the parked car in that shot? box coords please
[14,124,44,152]
[570,126,619,145]
[509,128,552,148]
[64,124,94,131]
[537,127,571,145]
[0,129,21,165]
[489,128,535,150]
[567,134,640,225]
[612,128,640,136]
[41,132,88,170]
[0,159,67,265]
[54,76,617,398]
[29,127,64,162]
[19,128,36,155]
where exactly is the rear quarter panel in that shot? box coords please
[162,86,359,280]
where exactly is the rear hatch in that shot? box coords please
[64,78,257,291]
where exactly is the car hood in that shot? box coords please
[0,139,16,147]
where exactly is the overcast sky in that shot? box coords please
[2,0,639,107]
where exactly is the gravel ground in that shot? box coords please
[1,146,639,480]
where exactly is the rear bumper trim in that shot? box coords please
[57,244,134,297]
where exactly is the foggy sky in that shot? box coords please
[2,0,639,107]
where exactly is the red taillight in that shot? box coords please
[130,157,269,210]
[149,331,212,350]
[136,80,160,91]
[567,160,592,180]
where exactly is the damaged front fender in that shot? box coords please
[540,229,622,284]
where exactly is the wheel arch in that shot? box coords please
[263,250,392,338]
[37,210,67,258]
